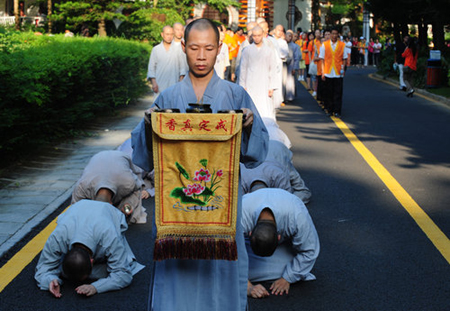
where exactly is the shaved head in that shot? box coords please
[161,25,174,44]
[184,18,219,45]
[247,21,257,31]
[259,21,269,35]
[173,22,184,41]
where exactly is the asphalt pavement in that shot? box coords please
[1,67,450,311]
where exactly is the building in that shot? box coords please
[0,0,45,27]
[194,0,312,32]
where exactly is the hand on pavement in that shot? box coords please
[49,279,62,298]
[247,282,270,299]
[270,277,290,296]
[75,284,97,297]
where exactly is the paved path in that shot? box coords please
[0,95,153,258]
[1,68,449,310]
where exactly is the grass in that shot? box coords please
[427,86,450,98]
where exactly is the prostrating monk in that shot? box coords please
[71,150,147,224]
[147,25,185,98]
[320,27,349,118]
[35,199,144,298]
[238,26,278,122]
[131,18,269,311]
[242,188,320,299]
[241,140,312,204]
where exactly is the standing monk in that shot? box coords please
[285,30,300,102]
[147,25,185,98]
[131,18,269,311]
[320,27,349,118]
[239,26,278,122]
[172,22,189,76]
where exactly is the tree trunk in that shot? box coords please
[47,0,52,33]
[311,0,320,30]
[393,22,401,44]
[98,18,107,37]
[418,21,428,49]
[14,0,20,30]
[401,23,409,38]
[431,19,445,51]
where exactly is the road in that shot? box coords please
[1,67,449,311]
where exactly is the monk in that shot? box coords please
[131,18,269,311]
[239,26,278,122]
[147,25,185,98]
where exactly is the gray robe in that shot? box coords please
[242,188,319,283]
[147,42,185,97]
[131,72,269,311]
[266,140,312,203]
[72,150,147,224]
[35,200,144,294]
[286,41,301,101]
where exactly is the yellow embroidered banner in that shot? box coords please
[151,112,242,261]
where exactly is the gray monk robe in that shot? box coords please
[240,140,311,204]
[131,72,269,311]
[35,200,144,294]
[72,150,147,224]
[266,140,312,203]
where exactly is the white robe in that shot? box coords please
[35,200,144,294]
[214,42,230,79]
[235,38,250,80]
[266,36,284,108]
[241,188,320,283]
[147,42,185,97]
[239,43,278,121]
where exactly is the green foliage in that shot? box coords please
[176,162,190,180]
[157,0,239,19]
[0,31,150,161]
[170,187,206,205]
[114,8,184,46]
[51,0,150,34]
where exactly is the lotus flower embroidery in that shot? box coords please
[170,159,224,209]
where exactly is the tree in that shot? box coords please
[51,0,151,36]
[14,0,19,31]
[50,0,238,37]
[369,0,450,51]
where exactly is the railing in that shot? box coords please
[0,16,46,27]
[0,16,16,26]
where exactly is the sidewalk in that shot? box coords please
[0,94,153,258]
[370,73,450,108]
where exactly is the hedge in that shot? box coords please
[0,30,151,163]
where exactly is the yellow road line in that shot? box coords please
[0,207,68,293]
[331,116,450,264]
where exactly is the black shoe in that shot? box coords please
[402,86,407,92]
[334,113,341,118]
[407,89,415,97]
